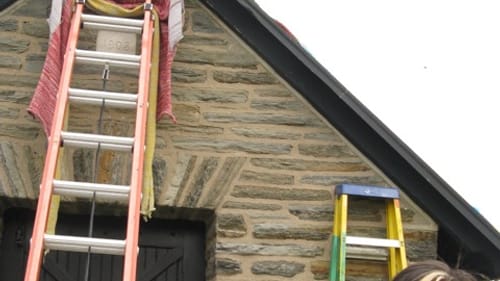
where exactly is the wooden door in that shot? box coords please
[0,208,205,281]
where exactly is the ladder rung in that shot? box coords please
[44,234,125,255]
[81,14,144,28]
[347,246,388,261]
[76,49,140,63]
[61,131,134,151]
[346,236,401,248]
[69,97,137,108]
[75,49,140,68]
[53,180,130,201]
[69,88,137,109]
[83,22,142,34]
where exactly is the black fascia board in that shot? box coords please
[201,0,500,275]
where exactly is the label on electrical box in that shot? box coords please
[96,30,137,55]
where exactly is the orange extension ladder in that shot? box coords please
[23,1,154,280]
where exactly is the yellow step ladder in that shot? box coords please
[23,1,155,281]
[329,184,408,281]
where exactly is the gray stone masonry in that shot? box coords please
[0,0,438,280]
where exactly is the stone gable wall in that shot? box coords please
[0,0,438,280]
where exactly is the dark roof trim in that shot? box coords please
[201,0,500,276]
[0,0,17,11]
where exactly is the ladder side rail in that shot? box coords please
[329,194,343,281]
[123,3,154,281]
[23,3,85,281]
[387,198,408,279]
[329,194,349,281]
[393,199,408,270]
[387,199,398,278]
[337,194,349,281]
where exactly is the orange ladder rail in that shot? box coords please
[123,1,154,280]
[23,3,84,281]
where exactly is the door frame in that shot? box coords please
[0,207,207,281]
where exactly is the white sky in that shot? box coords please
[256,1,500,230]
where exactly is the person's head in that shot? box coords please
[393,260,477,281]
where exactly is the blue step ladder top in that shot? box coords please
[335,183,400,199]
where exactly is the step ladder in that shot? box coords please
[23,1,155,281]
[329,184,408,281]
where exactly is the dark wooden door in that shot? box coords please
[0,208,205,281]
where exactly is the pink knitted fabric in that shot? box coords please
[28,0,177,136]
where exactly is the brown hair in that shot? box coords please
[393,260,477,281]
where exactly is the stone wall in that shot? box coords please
[0,0,438,280]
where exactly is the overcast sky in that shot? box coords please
[256,1,500,230]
